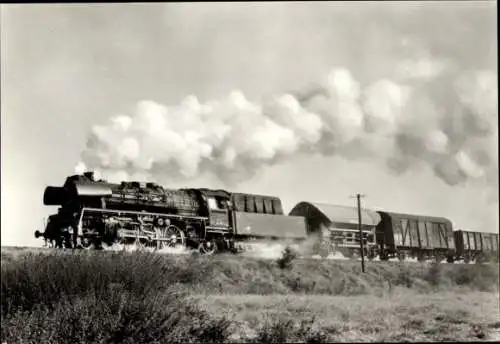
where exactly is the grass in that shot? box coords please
[1,246,499,343]
[196,291,500,342]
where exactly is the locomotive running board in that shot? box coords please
[77,207,209,233]
[328,228,374,234]
[205,226,231,234]
[79,207,208,220]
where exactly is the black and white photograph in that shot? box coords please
[1,1,498,342]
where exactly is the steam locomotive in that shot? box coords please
[35,172,307,254]
[35,172,499,262]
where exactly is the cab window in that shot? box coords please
[207,197,219,210]
[207,197,227,210]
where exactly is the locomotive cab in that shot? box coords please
[199,189,233,231]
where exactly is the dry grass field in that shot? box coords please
[1,246,499,343]
[196,291,500,342]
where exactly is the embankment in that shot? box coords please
[1,249,499,343]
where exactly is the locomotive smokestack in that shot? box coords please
[83,171,95,181]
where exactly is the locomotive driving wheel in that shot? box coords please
[198,240,217,255]
[133,231,156,251]
[156,225,186,250]
[141,236,158,250]
[81,237,94,250]
[379,251,389,261]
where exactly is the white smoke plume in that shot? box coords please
[78,64,498,192]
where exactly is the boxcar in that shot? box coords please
[376,211,455,262]
[454,230,499,262]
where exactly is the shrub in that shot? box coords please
[253,318,296,343]
[1,288,232,344]
[296,317,330,344]
[277,246,298,270]
[450,264,499,292]
[0,251,233,344]
[393,267,413,288]
[425,262,443,287]
[251,317,330,343]
[1,251,174,315]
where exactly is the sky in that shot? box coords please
[1,2,498,247]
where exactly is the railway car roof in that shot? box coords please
[289,202,381,226]
[194,188,232,198]
[231,192,282,200]
[455,229,499,236]
[377,211,453,226]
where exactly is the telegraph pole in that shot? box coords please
[350,194,366,273]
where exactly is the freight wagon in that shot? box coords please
[453,230,499,263]
[375,212,455,262]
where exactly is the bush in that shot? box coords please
[450,264,499,292]
[393,267,413,288]
[1,251,174,315]
[296,317,330,344]
[251,317,329,343]
[253,318,295,343]
[425,262,443,287]
[0,251,233,344]
[1,288,232,344]
[277,246,298,270]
